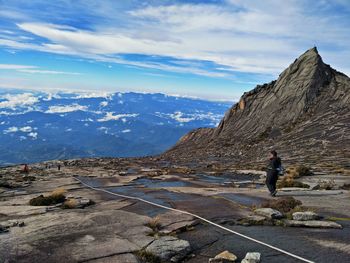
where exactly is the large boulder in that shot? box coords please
[254,208,283,219]
[145,236,191,262]
[292,211,319,221]
[284,220,342,229]
[241,252,261,263]
[209,250,237,262]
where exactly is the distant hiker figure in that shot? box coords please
[58,164,61,171]
[23,164,29,174]
[266,150,281,197]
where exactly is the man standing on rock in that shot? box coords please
[266,150,281,197]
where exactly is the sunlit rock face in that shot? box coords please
[165,48,350,168]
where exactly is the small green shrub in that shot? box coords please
[136,250,161,263]
[261,197,302,213]
[277,176,310,189]
[296,165,313,177]
[286,165,313,178]
[146,216,162,236]
[29,190,66,206]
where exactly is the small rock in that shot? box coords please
[284,220,342,229]
[292,211,319,221]
[209,250,237,262]
[79,198,91,206]
[0,224,9,234]
[18,221,25,227]
[145,236,191,262]
[241,252,261,263]
[254,208,283,219]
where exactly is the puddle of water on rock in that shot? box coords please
[132,178,192,188]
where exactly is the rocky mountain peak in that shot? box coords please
[164,48,350,168]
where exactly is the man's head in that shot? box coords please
[269,150,278,159]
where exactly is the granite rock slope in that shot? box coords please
[164,48,350,168]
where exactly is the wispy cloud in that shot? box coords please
[18,69,81,75]
[0,0,349,95]
[97,112,138,122]
[45,104,88,113]
[0,63,81,75]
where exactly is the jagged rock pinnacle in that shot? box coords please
[165,48,350,168]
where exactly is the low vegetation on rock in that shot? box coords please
[136,249,161,263]
[29,188,66,206]
[146,216,162,236]
[277,176,310,189]
[261,197,302,213]
[287,165,314,178]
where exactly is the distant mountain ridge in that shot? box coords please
[164,48,350,168]
[0,90,230,165]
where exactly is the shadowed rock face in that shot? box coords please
[164,48,350,167]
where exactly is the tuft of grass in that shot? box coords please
[51,188,66,197]
[146,216,161,235]
[62,199,79,209]
[334,168,350,176]
[29,188,66,206]
[277,175,310,189]
[261,197,302,213]
[286,165,313,178]
[136,250,161,263]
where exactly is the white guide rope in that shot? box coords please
[74,177,314,263]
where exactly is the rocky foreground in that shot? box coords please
[1,158,349,263]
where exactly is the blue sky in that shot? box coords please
[0,0,349,101]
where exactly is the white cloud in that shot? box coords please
[100,101,108,107]
[97,126,109,134]
[19,126,32,132]
[169,111,195,123]
[0,63,81,75]
[0,64,37,70]
[4,126,18,133]
[17,69,81,75]
[0,93,39,109]
[0,1,349,79]
[45,104,88,113]
[28,132,38,139]
[156,110,223,124]
[74,91,112,99]
[97,112,138,122]
[121,129,131,133]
